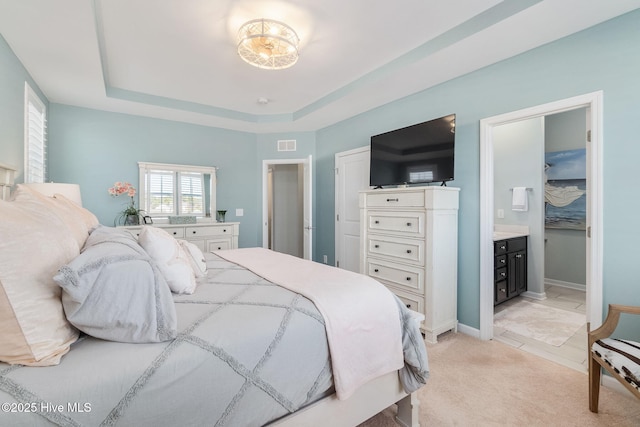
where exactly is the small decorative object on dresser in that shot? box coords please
[108,181,144,226]
[360,186,460,343]
[216,209,227,222]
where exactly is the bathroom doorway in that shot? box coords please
[490,109,588,371]
[479,92,603,352]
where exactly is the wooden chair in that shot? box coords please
[588,304,640,412]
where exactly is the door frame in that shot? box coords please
[479,91,603,340]
[262,157,313,260]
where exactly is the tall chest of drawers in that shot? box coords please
[359,187,459,343]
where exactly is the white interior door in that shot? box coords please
[335,146,370,271]
[303,155,313,260]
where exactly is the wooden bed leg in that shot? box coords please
[589,355,601,413]
[395,392,419,427]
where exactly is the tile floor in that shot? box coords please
[493,285,588,372]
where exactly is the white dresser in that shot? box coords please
[120,222,240,252]
[359,186,459,343]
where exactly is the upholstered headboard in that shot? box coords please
[0,164,16,201]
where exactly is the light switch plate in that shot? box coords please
[236,208,244,217]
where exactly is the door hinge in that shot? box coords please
[336,214,339,221]
[587,130,592,142]
[587,226,591,238]
[336,260,340,268]
[335,168,339,175]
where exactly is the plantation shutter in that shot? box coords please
[149,170,175,215]
[25,83,47,183]
[179,172,204,215]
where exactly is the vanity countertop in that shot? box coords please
[493,231,529,241]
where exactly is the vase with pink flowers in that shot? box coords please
[109,181,144,226]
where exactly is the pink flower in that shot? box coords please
[109,181,137,198]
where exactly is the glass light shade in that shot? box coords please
[237,19,299,70]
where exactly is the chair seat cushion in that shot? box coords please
[592,338,640,392]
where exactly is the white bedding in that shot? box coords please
[216,248,404,400]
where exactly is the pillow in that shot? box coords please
[54,225,177,343]
[53,192,100,232]
[178,239,208,278]
[0,196,80,366]
[138,226,197,294]
[11,184,90,249]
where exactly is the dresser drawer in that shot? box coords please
[368,235,424,265]
[367,211,425,237]
[388,286,424,316]
[365,191,425,208]
[185,225,234,238]
[160,226,185,238]
[207,239,232,252]
[367,259,424,293]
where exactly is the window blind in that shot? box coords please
[24,83,47,183]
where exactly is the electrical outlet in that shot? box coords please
[497,209,505,219]
[323,255,328,264]
[235,208,244,217]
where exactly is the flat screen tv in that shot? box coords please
[370,114,455,187]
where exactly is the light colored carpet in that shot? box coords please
[493,299,585,346]
[360,332,640,426]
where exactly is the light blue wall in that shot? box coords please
[316,11,640,330]
[0,34,49,182]
[494,118,545,295]
[47,104,261,248]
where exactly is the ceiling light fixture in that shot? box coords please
[237,19,299,70]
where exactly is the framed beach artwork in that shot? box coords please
[544,148,586,230]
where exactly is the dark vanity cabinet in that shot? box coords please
[494,236,527,305]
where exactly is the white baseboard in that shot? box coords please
[457,323,480,339]
[545,278,586,291]
[520,290,546,300]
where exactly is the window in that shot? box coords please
[24,83,47,183]
[139,162,216,219]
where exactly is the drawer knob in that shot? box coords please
[406,249,412,254]
[374,244,379,248]
[374,220,379,224]
[192,231,197,234]
[374,268,379,273]
[172,231,177,235]
[386,198,399,202]
[516,254,522,258]
[501,272,506,277]
[217,246,222,250]
[223,229,227,233]
[406,304,411,309]
[500,245,506,250]
[406,222,412,227]
[500,288,506,293]
[406,277,411,281]
[500,259,506,264]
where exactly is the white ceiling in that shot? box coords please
[1,0,639,133]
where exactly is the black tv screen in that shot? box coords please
[370,114,455,187]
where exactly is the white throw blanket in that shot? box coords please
[216,247,404,400]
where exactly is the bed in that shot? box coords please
[0,185,428,427]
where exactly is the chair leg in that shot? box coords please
[589,356,602,413]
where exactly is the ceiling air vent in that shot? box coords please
[277,139,296,152]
